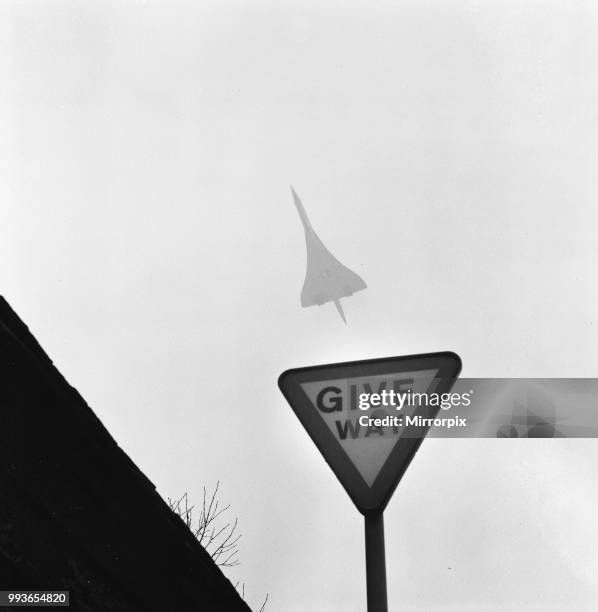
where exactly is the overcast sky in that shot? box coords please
[2,1,598,610]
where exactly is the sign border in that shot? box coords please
[278,351,462,515]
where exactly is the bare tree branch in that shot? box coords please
[258,593,269,612]
[167,483,267,609]
[167,482,241,568]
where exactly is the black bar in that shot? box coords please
[364,513,388,612]
[0,591,69,607]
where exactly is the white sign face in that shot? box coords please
[279,352,462,514]
[300,369,439,486]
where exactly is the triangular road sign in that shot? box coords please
[278,352,462,515]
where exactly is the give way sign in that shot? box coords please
[278,352,462,515]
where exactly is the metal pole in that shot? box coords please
[365,512,388,612]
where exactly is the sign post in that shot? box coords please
[365,513,387,612]
[278,351,461,610]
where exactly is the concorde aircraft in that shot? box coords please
[291,187,367,323]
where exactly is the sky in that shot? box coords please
[2,1,598,610]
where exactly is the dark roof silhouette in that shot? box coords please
[0,296,251,611]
